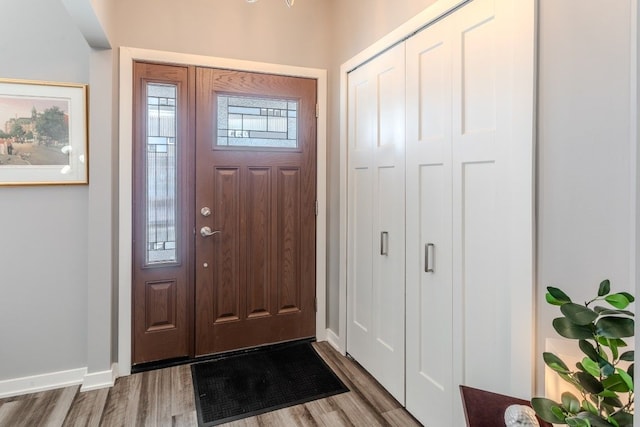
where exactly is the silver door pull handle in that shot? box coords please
[425,243,435,273]
[200,226,221,237]
[380,231,389,256]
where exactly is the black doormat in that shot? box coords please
[191,341,349,426]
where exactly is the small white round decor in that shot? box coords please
[504,404,540,427]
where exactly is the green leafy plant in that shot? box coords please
[531,280,634,427]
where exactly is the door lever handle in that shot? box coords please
[200,226,221,237]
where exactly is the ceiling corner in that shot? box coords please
[60,0,111,49]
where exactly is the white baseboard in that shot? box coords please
[80,363,117,392]
[0,367,87,398]
[326,328,346,355]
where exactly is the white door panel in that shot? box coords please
[347,42,406,404]
[406,15,454,427]
[406,0,534,425]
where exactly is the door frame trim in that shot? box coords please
[118,47,328,376]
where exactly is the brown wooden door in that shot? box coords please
[132,63,317,364]
[194,68,317,355]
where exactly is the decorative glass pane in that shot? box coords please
[217,95,298,148]
[146,83,178,265]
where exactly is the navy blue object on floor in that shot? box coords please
[191,341,349,426]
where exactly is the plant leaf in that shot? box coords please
[616,368,633,392]
[598,337,628,348]
[576,412,620,427]
[602,396,623,408]
[579,340,600,361]
[605,294,631,309]
[548,286,572,305]
[554,317,594,339]
[562,303,599,325]
[595,308,635,317]
[560,372,582,390]
[566,417,591,427]
[610,411,633,427]
[531,397,567,423]
[602,374,630,393]
[607,338,619,361]
[618,292,635,303]
[595,317,635,338]
[575,371,604,394]
[551,406,566,420]
[598,280,611,296]
[598,389,619,398]
[607,417,621,427]
[562,391,582,414]
[582,399,598,415]
[543,352,571,373]
[600,361,615,377]
[581,357,601,377]
[619,350,634,362]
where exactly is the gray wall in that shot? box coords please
[536,0,635,393]
[111,0,332,69]
[0,0,91,379]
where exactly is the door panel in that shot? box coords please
[195,67,317,356]
[132,62,192,364]
[277,166,302,314]
[451,1,505,409]
[406,15,454,426]
[347,42,406,404]
[246,167,271,318]
[406,0,535,425]
[210,167,241,324]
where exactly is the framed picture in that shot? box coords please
[0,78,88,186]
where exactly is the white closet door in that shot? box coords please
[347,43,406,403]
[450,0,534,403]
[405,16,454,427]
[406,0,535,425]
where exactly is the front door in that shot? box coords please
[132,63,317,363]
[193,68,317,356]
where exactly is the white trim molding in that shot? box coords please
[80,364,117,392]
[0,368,87,399]
[118,47,328,377]
[325,328,343,354]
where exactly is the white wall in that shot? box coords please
[0,0,91,380]
[537,0,635,394]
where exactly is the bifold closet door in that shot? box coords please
[346,43,406,403]
[405,15,454,427]
[405,0,535,425]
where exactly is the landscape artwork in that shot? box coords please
[0,79,88,185]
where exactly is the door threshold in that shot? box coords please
[131,337,316,374]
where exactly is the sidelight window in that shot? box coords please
[145,83,178,265]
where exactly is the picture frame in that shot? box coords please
[0,78,88,186]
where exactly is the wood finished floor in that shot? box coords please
[0,342,421,426]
